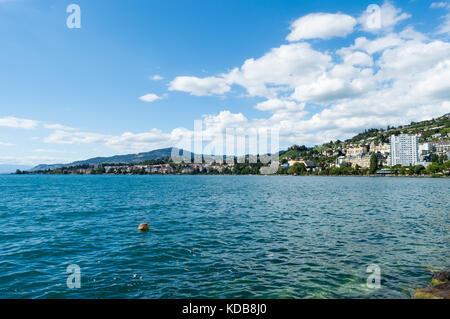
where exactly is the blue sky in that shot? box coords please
[1,0,450,165]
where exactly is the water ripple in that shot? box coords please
[0,175,448,298]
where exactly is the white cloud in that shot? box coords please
[43,128,174,154]
[255,99,305,112]
[341,51,373,66]
[0,116,39,129]
[139,93,163,102]
[377,40,450,75]
[169,76,231,96]
[437,10,450,35]
[33,148,65,153]
[105,129,171,151]
[44,123,76,131]
[413,60,450,100]
[44,130,109,145]
[430,2,448,9]
[0,141,14,147]
[224,42,331,98]
[151,75,164,81]
[359,2,411,33]
[286,13,356,41]
[398,26,428,41]
[343,34,405,55]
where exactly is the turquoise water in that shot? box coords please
[0,175,448,299]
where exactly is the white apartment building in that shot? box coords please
[390,134,419,166]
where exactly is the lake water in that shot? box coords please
[0,175,448,299]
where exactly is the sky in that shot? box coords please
[0,0,450,166]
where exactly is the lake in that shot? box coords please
[0,175,448,298]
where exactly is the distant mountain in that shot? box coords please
[0,164,33,174]
[31,147,189,171]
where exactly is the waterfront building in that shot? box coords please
[369,142,390,155]
[390,134,419,166]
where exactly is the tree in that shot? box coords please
[438,154,448,165]
[409,165,425,176]
[426,162,441,174]
[391,164,401,175]
[369,153,378,174]
[287,162,307,175]
[430,154,439,163]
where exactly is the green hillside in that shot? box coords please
[281,113,450,161]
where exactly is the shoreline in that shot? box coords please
[8,173,450,178]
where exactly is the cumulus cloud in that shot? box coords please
[224,42,331,98]
[286,13,356,41]
[346,34,405,54]
[255,99,305,112]
[0,116,39,129]
[169,76,231,96]
[341,51,373,66]
[139,93,163,102]
[377,40,450,75]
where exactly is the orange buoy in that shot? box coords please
[138,222,149,232]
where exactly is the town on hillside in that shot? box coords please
[17,114,450,177]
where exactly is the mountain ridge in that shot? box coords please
[31,147,186,171]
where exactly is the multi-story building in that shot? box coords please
[335,154,371,169]
[345,145,368,157]
[369,142,390,155]
[390,134,419,166]
[418,142,434,155]
[434,143,450,155]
